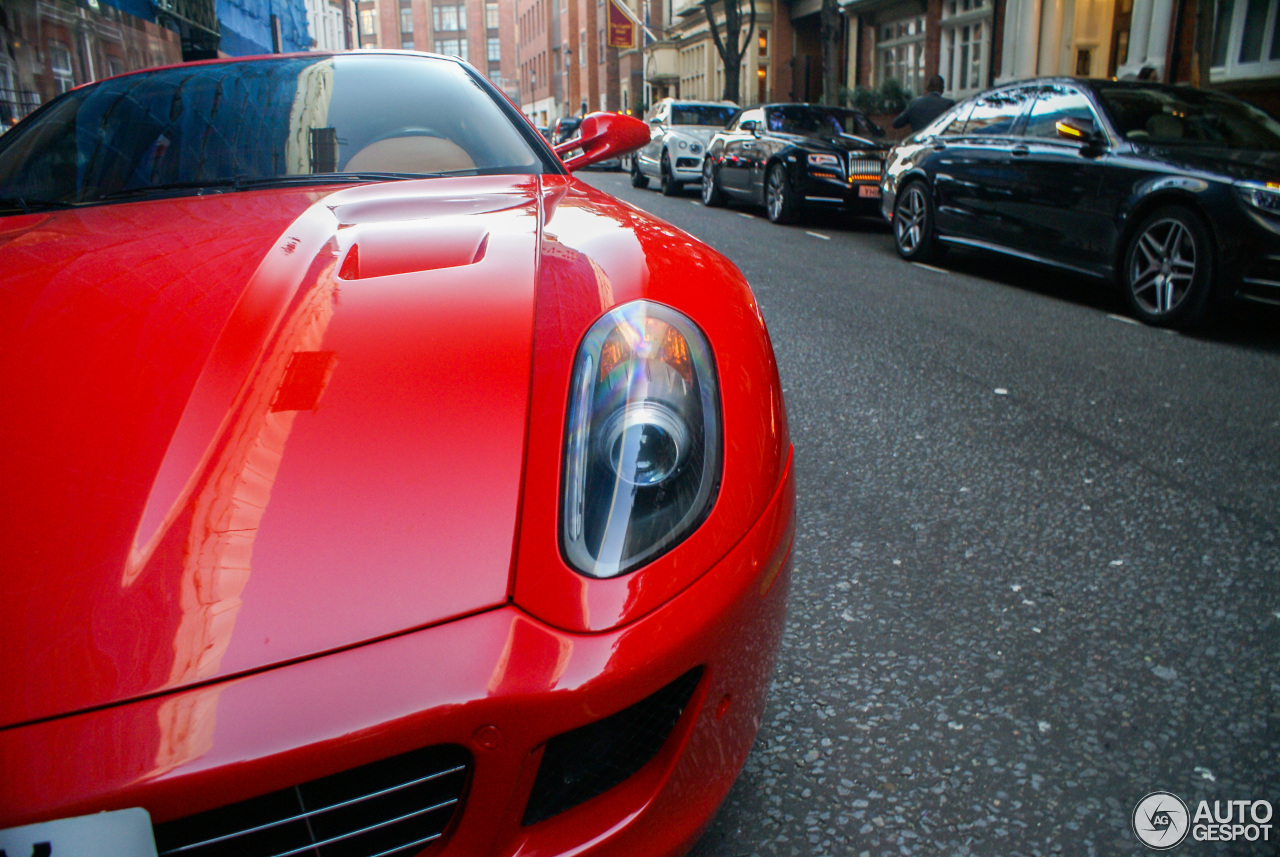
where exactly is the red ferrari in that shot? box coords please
[0,52,794,857]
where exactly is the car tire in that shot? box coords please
[631,157,649,189]
[702,158,726,207]
[892,180,942,262]
[765,162,797,224]
[660,152,682,196]
[1122,205,1216,329]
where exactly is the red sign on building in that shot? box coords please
[607,0,635,50]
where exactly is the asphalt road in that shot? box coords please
[580,170,1280,857]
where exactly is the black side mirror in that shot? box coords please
[1056,116,1104,148]
[740,119,759,134]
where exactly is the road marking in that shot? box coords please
[805,231,831,240]
[689,200,700,206]
[912,262,949,274]
[1106,314,1139,325]
[738,212,754,219]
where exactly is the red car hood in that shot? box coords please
[0,176,545,728]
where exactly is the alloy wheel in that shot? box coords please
[895,185,928,255]
[1128,217,1198,315]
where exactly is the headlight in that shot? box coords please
[678,139,688,149]
[690,143,703,154]
[807,153,841,168]
[562,301,721,579]
[1236,180,1280,214]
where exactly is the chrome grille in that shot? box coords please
[153,745,470,857]
[847,157,883,180]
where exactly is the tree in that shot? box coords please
[819,0,841,105]
[701,0,756,104]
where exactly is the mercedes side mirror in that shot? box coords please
[1056,116,1105,148]
[554,112,650,172]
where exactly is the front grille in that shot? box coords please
[522,667,702,826]
[675,156,699,169]
[153,745,470,857]
[848,156,883,181]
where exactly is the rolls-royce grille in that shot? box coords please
[848,157,883,181]
[522,667,703,825]
[153,744,470,857]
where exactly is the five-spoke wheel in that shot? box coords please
[1123,206,1214,328]
[892,181,941,262]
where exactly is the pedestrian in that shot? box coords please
[892,75,955,133]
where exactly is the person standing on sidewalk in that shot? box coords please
[892,75,955,133]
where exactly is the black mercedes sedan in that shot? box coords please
[881,78,1280,329]
[702,103,889,223]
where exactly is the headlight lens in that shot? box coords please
[562,301,720,579]
[1236,181,1280,215]
[690,143,703,154]
[678,139,688,149]
[807,153,841,168]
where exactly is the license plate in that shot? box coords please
[858,185,881,199]
[0,808,158,857]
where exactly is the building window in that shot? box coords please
[877,13,926,97]
[401,8,413,32]
[1211,0,1280,81]
[599,29,605,63]
[402,38,415,49]
[580,30,586,64]
[940,0,991,98]
[360,9,376,35]
[486,2,499,29]
[758,29,768,57]
[49,43,74,93]
[435,38,468,60]
[488,37,501,61]
[434,4,467,32]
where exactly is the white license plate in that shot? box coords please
[0,808,158,857]
[858,185,881,199]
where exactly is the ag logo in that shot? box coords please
[1133,791,1191,850]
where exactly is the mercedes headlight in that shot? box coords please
[1236,180,1280,215]
[562,301,721,579]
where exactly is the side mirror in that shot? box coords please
[739,119,758,133]
[1056,116,1104,147]
[554,112,650,172]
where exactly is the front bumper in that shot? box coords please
[799,170,883,211]
[1,453,795,857]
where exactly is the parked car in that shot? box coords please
[701,103,889,223]
[882,78,1280,329]
[631,98,739,196]
[0,51,795,857]
[554,115,620,170]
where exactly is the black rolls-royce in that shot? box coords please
[701,103,889,223]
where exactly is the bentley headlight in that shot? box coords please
[678,139,688,149]
[1236,180,1280,215]
[562,301,721,579]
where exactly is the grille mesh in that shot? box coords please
[153,744,470,857]
[848,157,884,180]
[522,667,703,825]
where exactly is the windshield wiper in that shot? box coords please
[94,172,443,202]
[0,196,74,214]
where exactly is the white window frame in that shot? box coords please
[876,13,926,97]
[1210,0,1280,82]
[940,0,991,98]
[50,44,74,93]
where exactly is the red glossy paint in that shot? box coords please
[554,113,651,172]
[2,58,794,855]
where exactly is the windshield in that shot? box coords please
[671,105,738,127]
[764,105,882,139]
[0,53,549,209]
[1097,86,1280,150]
